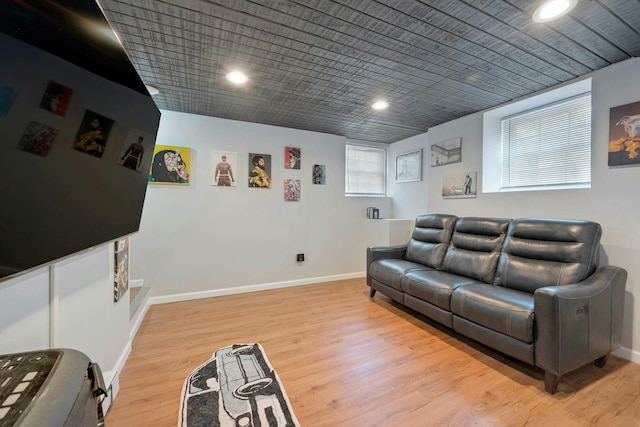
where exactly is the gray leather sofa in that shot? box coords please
[367,214,627,393]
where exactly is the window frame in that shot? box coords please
[482,78,592,193]
[345,144,387,197]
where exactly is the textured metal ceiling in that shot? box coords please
[99,0,640,144]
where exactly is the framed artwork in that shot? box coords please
[39,80,73,116]
[117,129,155,172]
[608,100,640,166]
[114,237,129,303]
[431,137,461,167]
[312,164,326,184]
[148,144,191,185]
[395,149,422,183]
[17,121,59,157]
[212,150,237,186]
[0,84,17,117]
[442,171,477,199]
[72,109,114,158]
[285,146,301,169]
[284,179,301,201]
[248,153,272,188]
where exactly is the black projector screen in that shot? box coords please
[0,0,161,279]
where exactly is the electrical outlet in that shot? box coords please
[296,253,304,262]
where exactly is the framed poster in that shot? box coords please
[285,146,301,169]
[442,171,477,199]
[212,151,237,186]
[39,80,73,116]
[114,237,129,303]
[284,179,301,201]
[17,121,59,156]
[608,100,640,166]
[117,129,155,172]
[72,109,114,158]
[0,84,18,117]
[312,164,326,184]
[248,153,271,188]
[431,137,461,167]
[395,149,422,183]
[148,144,191,185]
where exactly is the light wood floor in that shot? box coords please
[106,278,640,426]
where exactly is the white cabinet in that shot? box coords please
[366,218,415,247]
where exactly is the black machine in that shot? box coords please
[0,349,106,426]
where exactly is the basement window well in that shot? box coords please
[482,78,592,193]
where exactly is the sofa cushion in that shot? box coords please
[405,214,457,269]
[494,218,602,293]
[442,217,510,283]
[403,270,484,311]
[451,284,534,343]
[369,259,429,292]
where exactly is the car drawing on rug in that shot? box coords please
[179,343,299,427]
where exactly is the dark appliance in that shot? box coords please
[0,348,107,426]
[0,0,161,280]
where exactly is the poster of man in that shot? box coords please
[39,80,73,116]
[117,129,155,172]
[72,109,114,158]
[285,146,301,169]
[248,153,271,188]
[212,151,237,186]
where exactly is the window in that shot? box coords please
[483,79,592,193]
[501,94,591,190]
[345,144,386,196]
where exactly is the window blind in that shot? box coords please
[345,145,386,196]
[501,93,591,189]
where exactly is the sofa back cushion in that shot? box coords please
[494,218,602,293]
[442,217,511,283]
[405,214,458,269]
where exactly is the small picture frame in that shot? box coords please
[395,149,422,183]
[431,137,462,167]
[442,171,477,199]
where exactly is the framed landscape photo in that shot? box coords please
[395,149,422,183]
[431,137,461,167]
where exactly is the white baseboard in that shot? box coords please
[613,346,640,363]
[148,272,366,305]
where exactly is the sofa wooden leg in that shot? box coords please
[594,353,609,368]
[369,288,376,297]
[544,372,560,394]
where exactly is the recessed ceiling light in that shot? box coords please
[226,71,248,84]
[145,85,159,95]
[372,100,389,110]
[532,0,578,23]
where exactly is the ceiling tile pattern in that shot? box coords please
[99,0,640,143]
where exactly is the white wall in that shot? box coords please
[131,111,390,298]
[393,58,640,360]
[0,245,130,384]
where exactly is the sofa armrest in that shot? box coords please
[534,265,627,376]
[366,244,407,286]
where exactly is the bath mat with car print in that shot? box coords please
[178,343,300,427]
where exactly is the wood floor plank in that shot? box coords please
[106,279,640,426]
